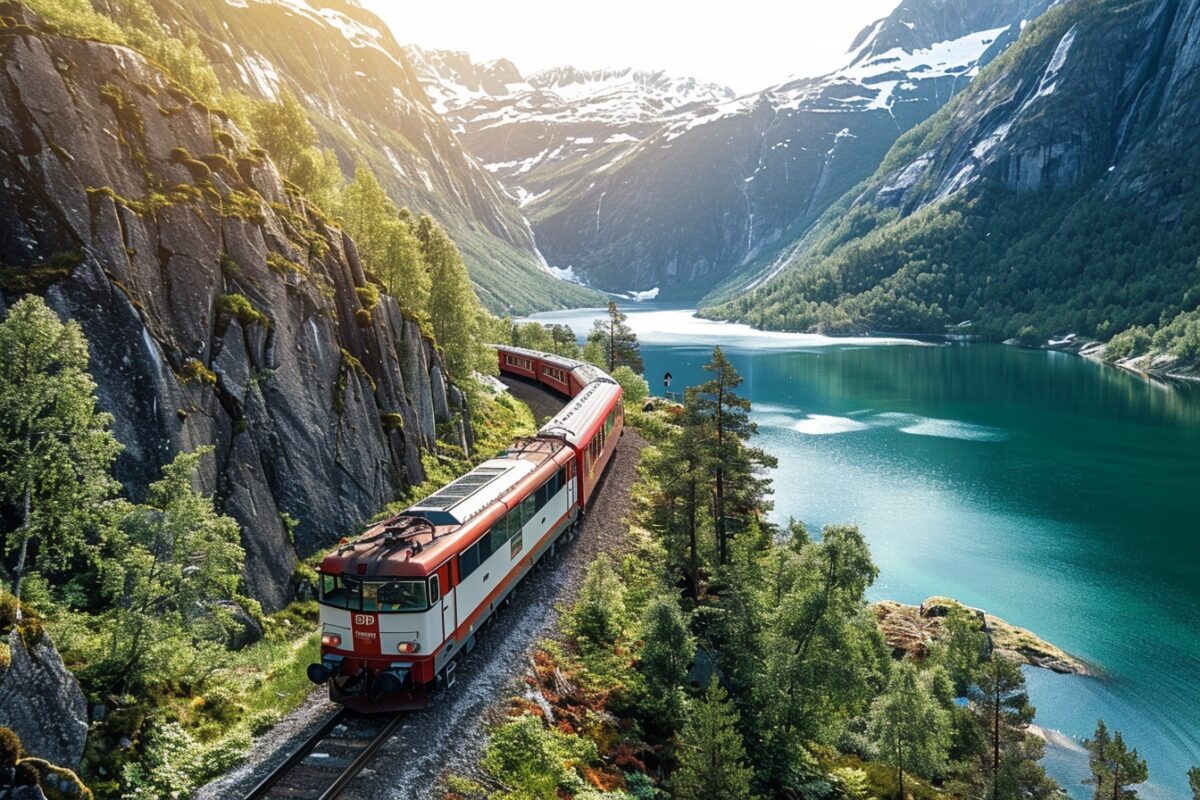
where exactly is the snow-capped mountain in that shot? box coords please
[518,0,1054,299]
[405,46,735,208]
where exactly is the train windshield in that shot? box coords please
[319,574,429,612]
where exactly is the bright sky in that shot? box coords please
[361,0,901,94]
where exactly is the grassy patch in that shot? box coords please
[0,251,83,293]
[216,293,269,328]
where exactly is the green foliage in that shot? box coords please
[0,250,84,294]
[181,358,217,386]
[481,714,599,799]
[119,720,247,800]
[248,88,315,176]
[931,605,988,696]
[1084,721,1149,800]
[566,555,626,648]
[869,660,952,797]
[0,296,122,600]
[217,293,269,328]
[672,679,754,800]
[585,302,643,374]
[1187,766,1199,800]
[611,366,649,407]
[68,449,249,695]
[638,595,694,724]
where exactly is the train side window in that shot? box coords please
[460,544,480,578]
[489,522,508,553]
[477,531,494,561]
[519,495,536,526]
[429,575,440,604]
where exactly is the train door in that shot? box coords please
[566,461,577,508]
[433,566,453,642]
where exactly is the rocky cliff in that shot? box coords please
[714,0,1200,339]
[137,0,599,315]
[0,6,469,610]
[0,629,88,769]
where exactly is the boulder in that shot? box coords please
[0,631,88,769]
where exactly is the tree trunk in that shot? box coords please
[898,739,905,800]
[11,483,31,606]
[993,686,1001,800]
[715,383,727,564]
[688,475,699,600]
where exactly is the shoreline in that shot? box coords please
[874,596,1092,677]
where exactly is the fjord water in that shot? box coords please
[526,306,1200,799]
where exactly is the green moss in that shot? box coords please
[87,186,174,217]
[98,82,144,150]
[199,153,236,174]
[355,283,380,311]
[216,293,269,328]
[20,757,93,800]
[214,130,235,149]
[334,348,376,416]
[354,308,373,327]
[219,252,240,280]
[181,358,217,386]
[0,251,83,293]
[379,412,404,432]
[222,191,266,224]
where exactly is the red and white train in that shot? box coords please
[306,346,624,711]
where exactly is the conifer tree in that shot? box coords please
[969,655,1056,800]
[672,679,754,800]
[691,347,776,565]
[1187,766,1199,800]
[1085,721,1148,800]
[0,296,121,600]
[661,388,712,598]
[639,595,694,724]
[869,660,952,800]
[586,302,642,373]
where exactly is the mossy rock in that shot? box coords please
[354,308,373,327]
[214,130,235,149]
[217,293,269,328]
[181,358,217,386]
[0,251,83,293]
[380,412,404,432]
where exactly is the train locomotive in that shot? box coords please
[306,346,624,711]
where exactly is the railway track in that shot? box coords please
[242,709,405,800]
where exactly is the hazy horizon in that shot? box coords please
[360,0,900,94]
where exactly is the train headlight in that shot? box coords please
[321,632,342,648]
[396,641,420,654]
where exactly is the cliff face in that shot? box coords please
[0,8,468,610]
[0,630,88,770]
[138,0,600,315]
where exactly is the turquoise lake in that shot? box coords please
[526,305,1200,800]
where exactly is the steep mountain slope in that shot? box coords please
[0,5,473,610]
[512,0,1052,298]
[142,0,600,314]
[406,46,734,231]
[710,0,1200,342]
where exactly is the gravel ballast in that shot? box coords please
[197,378,647,800]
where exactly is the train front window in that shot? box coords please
[319,574,428,611]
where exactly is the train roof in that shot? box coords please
[407,457,536,526]
[539,380,622,447]
[494,345,616,386]
[319,439,570,578]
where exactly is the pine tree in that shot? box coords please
[1187,766,1199,800]
[586,302,642,373]
[660,388,712,598]
[566,555,626,646]
[869,661,952,800]
[673,679,754,800]
[639,595,695,724]
[691,347,776,565]
[969,655,1055,800]
[1085,721,1148,800]
[0,296,122,600]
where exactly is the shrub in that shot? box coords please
[181,358,217,386]
[216,293,269,328]
[611,365,649,406]
[355,284,381,311]
[565,556,626,647]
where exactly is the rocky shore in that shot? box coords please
[874,596,1090,676]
